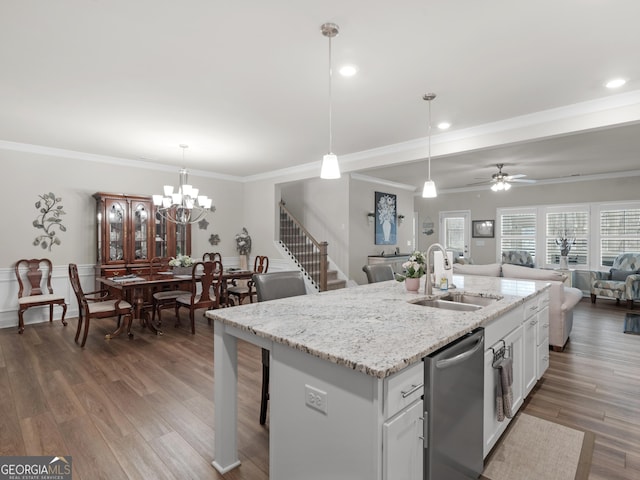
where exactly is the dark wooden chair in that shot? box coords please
[68,263,134,347]
[175,260,223,334]
[228,255,269,305]
[15,258,67,334]
[149,257,191,326]
[202,252,222,263]
[253,271,307,425]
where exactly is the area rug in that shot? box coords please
[481,412,594,480]
[623,313,640,335]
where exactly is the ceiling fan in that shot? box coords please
[469,163,537,191]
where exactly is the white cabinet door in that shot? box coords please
[523,316,537,396]
[483,325,524,457]
[383,399,423,480]
[506,325,524,412]
[536,305,550,378]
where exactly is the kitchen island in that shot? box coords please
[206,274,550,479]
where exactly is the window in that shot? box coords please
[499,210,537,261]
[439,210,470,257]
[545,209,589,266]
[599,206,640,266]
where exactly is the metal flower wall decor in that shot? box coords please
[33,192,66,250]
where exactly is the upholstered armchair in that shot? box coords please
[501,250,535,268]
[590,253,640,308]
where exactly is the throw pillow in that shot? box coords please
[609,268,639,281]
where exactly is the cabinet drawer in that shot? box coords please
[384,361,424,419]
[485,305,522,348]
[523,299,540,320]
[537,342,549,377]
[536,314,549,344]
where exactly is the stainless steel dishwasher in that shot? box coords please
[423,328,484,480]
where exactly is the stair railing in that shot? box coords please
[279,201,328,291]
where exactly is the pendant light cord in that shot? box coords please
[328,33,333,154]
[427,98,432,180]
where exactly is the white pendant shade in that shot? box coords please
[422,180,437,198]
[320,153,341,179]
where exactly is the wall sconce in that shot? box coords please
[398,214,405,225]
[367,212,375,225]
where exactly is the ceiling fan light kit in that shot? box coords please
[468,163,536,192]
[320,22,341,180]
[422,93,437,198]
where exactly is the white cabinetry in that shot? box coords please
[483,290,550,458]
[483,323,523,457]
[383,360,424,480]
[536,296,550,378]
[523,299,539,396]
[383,399,423,480]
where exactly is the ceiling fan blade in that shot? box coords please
[466,180,492,186]
[510,178,537,183]
[504,173,527,180]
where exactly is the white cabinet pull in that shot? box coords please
[401,383,423,398]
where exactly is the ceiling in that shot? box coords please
[2,0,640,191]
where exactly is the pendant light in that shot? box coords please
[320,22,341,179]
[422,93,437,198]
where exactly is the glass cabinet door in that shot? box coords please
[107,200,126,262]
[155,209,168,258]
[131,200,151,262]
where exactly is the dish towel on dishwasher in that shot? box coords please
[495,356,514,422]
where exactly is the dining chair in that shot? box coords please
[362,264,395,283]
[14,258,68,334]
[68,263,134,347]
[228,255,269,305]
[175,260,223,334]
[149,257,191,326]
[202,252,222,263]
[253,271,307,425]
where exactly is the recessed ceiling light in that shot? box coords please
[339,65,358,77]
[438,122,451,130]
[605,78,626,89]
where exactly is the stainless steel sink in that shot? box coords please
[441,293,499,307]
[410,293,500,311]
[412,298,482,311]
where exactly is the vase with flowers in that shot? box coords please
[169,254,194,275]
[235,227,252,270]
[555,232,576,270]
[395,251,426,292]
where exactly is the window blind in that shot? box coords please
[500,212,536,259]
[600,208,640,265]
[545,211,589,265]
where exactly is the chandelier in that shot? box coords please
[152,145,213,225]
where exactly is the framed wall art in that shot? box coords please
[472,220,494,238]
[374,191,397,245]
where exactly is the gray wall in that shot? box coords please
[2,149,245,268]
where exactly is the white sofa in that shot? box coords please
[452,263,583,351]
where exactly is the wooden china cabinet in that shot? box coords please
[94,192,191,277]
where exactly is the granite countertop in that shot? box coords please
[206,275,550,379]
[367,253,411,258]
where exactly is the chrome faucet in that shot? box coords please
[425,243,452,295]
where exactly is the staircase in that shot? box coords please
[279,201,346,292]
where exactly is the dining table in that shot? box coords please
[97,269,256,335]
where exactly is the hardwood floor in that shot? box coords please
[0,298,638,479]
[522,298,640,480]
